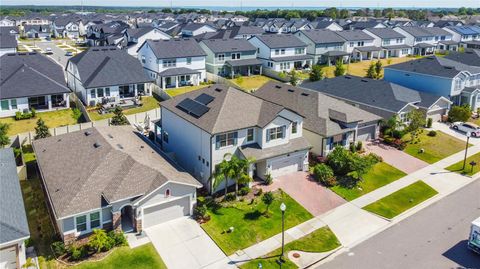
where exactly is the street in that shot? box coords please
[34,41,71,67]
[315,178,480,269]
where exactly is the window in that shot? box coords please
[1,100,9,110]
[76,215,87,232]
[105,88,110,97]
[163,131,169,143]
[163,59,176,67]
[350,42,354,47]
[186,57,192,65]
[357,41,364,47]
[90,89,96,99]
[90,212,100,229]
[396,38,403,43]
[292,122,298,134]
[97,88,104,98]
[10,99,17,109]
[231,53,240,60]
[268,126,284,141]
[275,49,280,55]
[257,48,260,53]
[267,62,273,68]
[281,49,285,55]
[295,48,304,54]
[165,189,171,197]
[383,39,390,45]
[218,54,225,61]
[215,132,237,149]
[247,128,254,142]
[141,55,145,63]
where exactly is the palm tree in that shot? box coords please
[213,153,235,200]
[231,157,255,200]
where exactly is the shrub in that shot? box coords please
[356,141,363,151]
[428,130,437,137]
[68,245,87,261]
[51,241,66,256]
[194,204,208,220]
[72,108,82,121]
[391,129,405,139]
[262,191,275,214]
[309,152,326,166]
[349,142,356,152]
[239,186,250,196]
[31,108,36,118]
[326,146,352,175]
[89,229,109,253]
[107,231,127,247]
[255,188,263,196]
[225,193,235,201]
[15,111,35,121]
[448,105,471,122]
[313,164,336,187]
[334,61,346,76]
[309,65,324,81]
[264,173,273,185]
[426,118,433,128]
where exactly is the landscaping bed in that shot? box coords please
[362,180,438,219]
[88,96,160,121]
[240,226,340,269]
[445,152,480,176]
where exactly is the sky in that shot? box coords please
[2,0,479,8]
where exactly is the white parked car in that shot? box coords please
[452,122,480,137]
[45,47,53,54]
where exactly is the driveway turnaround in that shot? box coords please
[364,140,429,174]
[145,217,235,269]
[261,172,346,216]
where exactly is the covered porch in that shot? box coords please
[225,59,263,78]
[461,87,480,111]
[321,51,350,66]
[381,44,412,58]
[272,55,313,70]
[353,46,382,61]
[413,43,436,56]
[28,93,70,111]
[159,68,201,90]
[438,40,459,52]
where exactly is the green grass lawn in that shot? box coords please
[165,85,208,97]
[72,244,167,269]
[331,162,407,201]
[321,57,418,78]
[402,130,467,163]
[88,96,161,121]
[445,152,480,176]
[240,226,340,269]
[363,180,438,219]
[201,190,313,255]
[229,75,273,92]
[0,108,82,136]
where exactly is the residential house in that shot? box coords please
[303,75,451,122]
[137,39,207,90]
[52,17,82,39]
[443,25,480,49]
[199,38,262,78]
[311,21,343,31]
[0,53,71,117]
[0,148,30,269]
[158,85,311,190]
[384,54,480,111]
[33,126,202,243]
[0,27,17,56]
[181,23,217,37]
[123,27,170,56]
[335,30,379,61]
[296,29,348,65]
[248,34,312,72]
[255,81,381,156]
[363,28,411,58]
[393,26,453,55]
[0,17,16,27]
[86,21,129,46]
[66,47,152,107]
[20,24,51,39]
[345,20,386,30]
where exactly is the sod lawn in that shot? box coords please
[240,226,340,269]
[229,75,273,92]
[322,57,418,78]
[165,85,207,97]
[72,244,167,269]
[363,180,438,219]
[331,162,406,201]
[445,152,480,176]
[201,190,313,255]
[88,96,160,121]
[402,130,467,164]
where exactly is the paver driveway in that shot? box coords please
[260,172,346,216]
[145,217,235,269]
[364,140,429,174]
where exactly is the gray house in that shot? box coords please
[0,148,30,269]
[33,126,202,244]
[200,38,262,78]
[296,29,348,65]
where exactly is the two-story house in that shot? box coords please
[137,38,207,90]
[248,34,312,72]
[181,23,217,37]
[296,29,348,66]
[0,27,18,56]
[443,25,480,50]
[123,27,170,56]
[363,28,411,58]
[199,38,262,78]
[393,26,453,56]
[158,85,311,191]
[66,47,152,107]
[335,30,379,61]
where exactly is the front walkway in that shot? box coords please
[259,172,346,216]
[364,140,429,174]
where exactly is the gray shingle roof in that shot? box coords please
[33,126,201,219]
[255,81,381,137]
[0,53,70,100]
[143,38,207,59]
[335,30,374,41]
[239,137,311,161]
[300,29,346,44]
[201,38,256,53]
[161,85,286,134]
[397,26,451,37]
[68,47,152,88]
[0,27,17,49]
[254,34,307,49]
[364,28,406,39]
[444,49,480,67]
[385,56,480,77]
[158,67,201,76]
[0,148,30,245]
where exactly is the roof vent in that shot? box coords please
[116,143,124,149]
[215,88,223,92]
[94,142,101,148]
[288,89,295,92]
[108,134,113,138]
[85,131,92,136]
[275,85,282,89]
[444,66,453,69]
[301,92,310,96]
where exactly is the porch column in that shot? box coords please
[175,76,179,88]
[359,53,363,61]
[195,74,200,86]
[247,66,251,76]
[134,84,138,97]
[259,65,262,75]
[112,211,122,232]
[65,94,70,108]
[162,77,166,90]
[47,95,52,110]
[378,51,381,59]
[231,68,234,79]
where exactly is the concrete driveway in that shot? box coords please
[364,140,429,174]
[260,172,346,216]
[145,217,235,269]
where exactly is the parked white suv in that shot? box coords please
[452,122,480,137]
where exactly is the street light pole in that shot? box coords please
[280,203,286,262]
[463,132,471,170]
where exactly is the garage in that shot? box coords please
[142,196,190,229]
[427,108,447,122]
[357,124,377,141]
[0,246,17,269]
[270,154,303,178]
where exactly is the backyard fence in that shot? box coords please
[70,92,91,122]
[150,83,172,101]
[206,72,243,90]
[262,68,291,83]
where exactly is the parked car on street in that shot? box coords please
[65,51,74,56]
[452,122,480,137]
[45,47,53,54]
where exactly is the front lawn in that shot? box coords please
[331,162,406,201]
[88,96,160,121]
[229,75,273,92]
[72,244,167,269]
[240,226,340,269]
[445,152,480,176]
[201,190,313,255]
[362,180,438,219]
[402,130,467,163]
[0,108,83,136]
[165,85,207,97]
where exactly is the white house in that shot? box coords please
[393,26,453,56]
[363,28,411,58]
[0,27,17,56]
[124,27,170,56]
[335,30,379,60]
[181,23,217,37]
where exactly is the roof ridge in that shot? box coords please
[28,64,69,90]
[83,56,111,87]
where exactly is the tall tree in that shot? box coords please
[0,123,10,148]
[366,62,377,79]
[334,60,346,77]
[110,106,129,126]
[213,153,235,199]
[34,118,51,140]
[375,60,383,79]
[309,65,324,81]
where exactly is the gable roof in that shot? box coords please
[255,81,381,137]
[0,29,17,49]
[397,26,451,37]
[253,34,307,48]
[444,49,480,67]
[68,47,151,88]
[0,148,30,245]
[33,126,202,219]
[201,38,256,53]
[300,29,346,44]
[335,30,374,41]
[364,28,406,39]
[142,38,207,59]
[385,56,480,77]
[0,53,70,100]
[161,85,288,134]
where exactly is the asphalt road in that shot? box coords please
[35,41,71,68]
[315,178,480,269]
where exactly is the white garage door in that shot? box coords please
[357,125,376,141]
[271,155,302,178]
[143,196,190,229]
[0,246,17,269]
[427,108,447,122]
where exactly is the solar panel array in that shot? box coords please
[176,98,210,118]
[194,93,215,105]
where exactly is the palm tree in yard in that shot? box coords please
[213,153,235,200]
[231,157,255,200]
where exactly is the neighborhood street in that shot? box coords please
[315,178,480,269]
[35,41,71,67]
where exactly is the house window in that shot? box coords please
[292,122,298,134]
[90,89,96,99]
[97,88,104,98]
[186,57,192,65]
[275,49,280,55]
[257,48,260,53]
[231,53,240,60]
[10,99,17,109]
[295,48,304,54]
[90,212,100,229]
[350,42,354,47]
[141,55,145,63]
[218,54,225,61]
[268,62,273,68]
[247,128,254,142]
[281,49,285,55]
[215,132,237,149]
[163,132,169,143]
[76,215,87,232]
[165,189,171,197]
[268,126,284,141]
[1,100,9,110]
[357,41,364,46]
[105,88,110,97]
[163,59,176,67]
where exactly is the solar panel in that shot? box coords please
[176,98,195,113]
[176,98,210,118]
[194,93,215,105]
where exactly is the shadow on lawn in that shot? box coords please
[244,210,262,220]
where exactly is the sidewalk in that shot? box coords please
[227,144,480,267]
